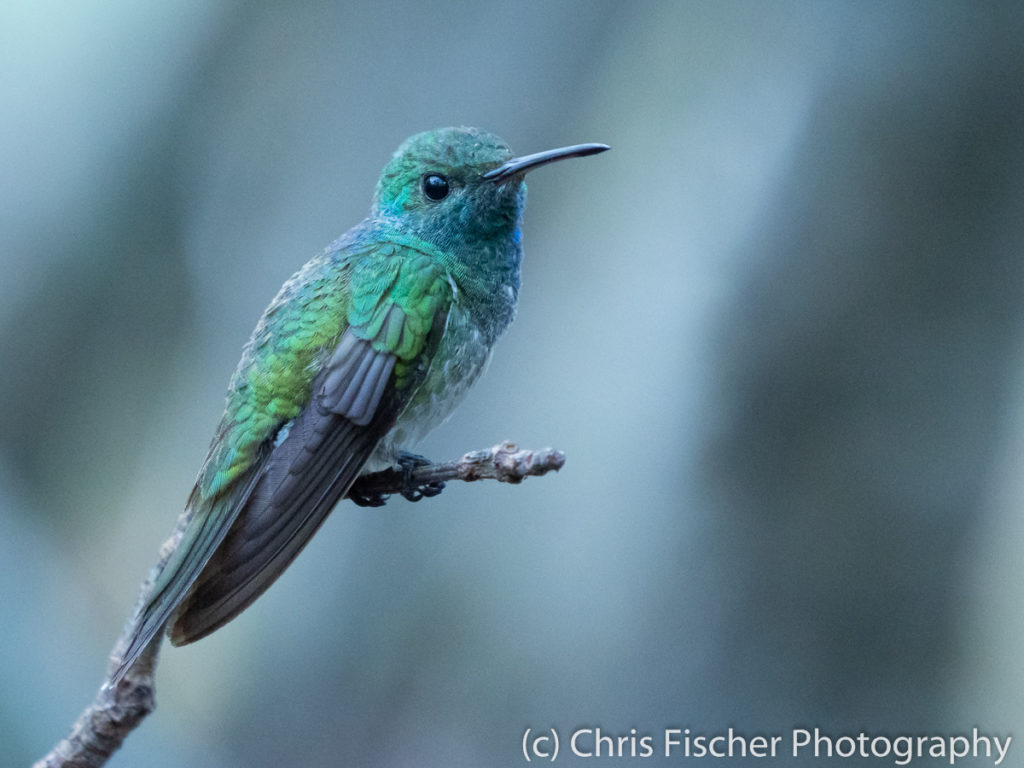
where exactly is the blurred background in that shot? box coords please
[4,1,1024,765]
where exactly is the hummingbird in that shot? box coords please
[113,126,608,682]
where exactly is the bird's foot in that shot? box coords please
[398,452,445,502]
[348,488,389,507]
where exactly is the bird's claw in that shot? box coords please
[348,489,389,507]
[398,452,446,502]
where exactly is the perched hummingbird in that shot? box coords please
[113,126,608,682]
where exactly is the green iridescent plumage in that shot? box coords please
[113,127,608,682]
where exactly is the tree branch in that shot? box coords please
[34,441,564,768]
[349,440,566,498]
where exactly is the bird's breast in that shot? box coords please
[370,300,495,466]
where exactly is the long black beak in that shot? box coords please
[482,142,610,182]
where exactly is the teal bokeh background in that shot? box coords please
[4,2,1024,765]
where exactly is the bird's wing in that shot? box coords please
[112,245,452,680]
[169,248,453,644]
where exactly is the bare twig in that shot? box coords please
[33,489,195,768]
[32,644,159,768]
[34,441,564,768]
[349,440,566,498]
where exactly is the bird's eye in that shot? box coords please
[422,174,450,201]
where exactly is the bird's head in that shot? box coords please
[373,126,608,254]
